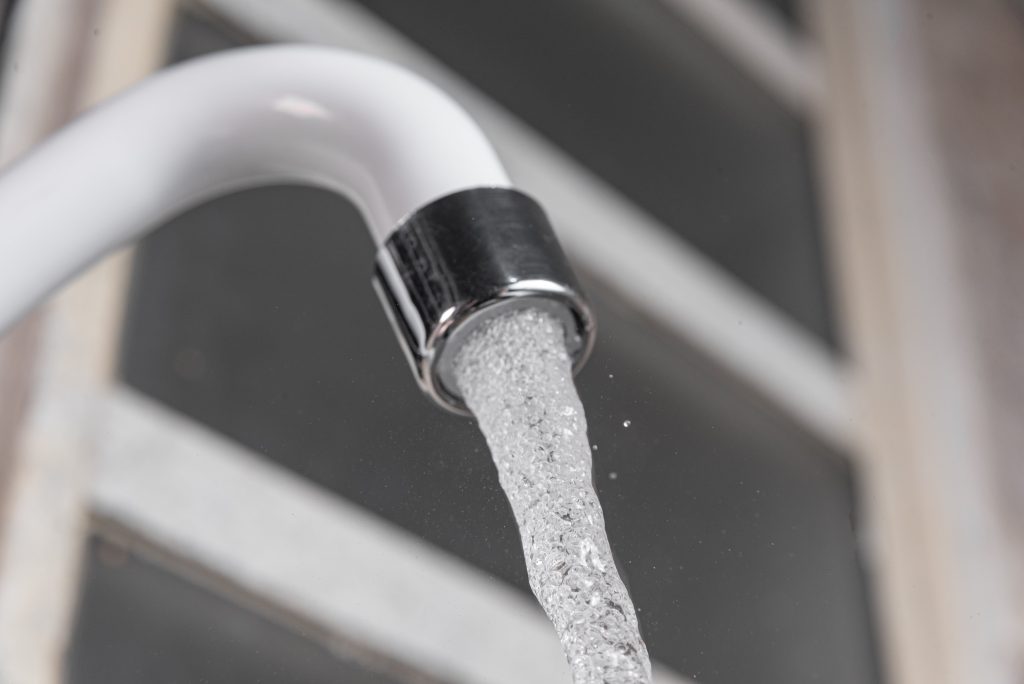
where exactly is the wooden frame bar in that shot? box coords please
[811,1,1022,682]
[0,2,176,682]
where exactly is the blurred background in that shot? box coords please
[0,1,1020,684]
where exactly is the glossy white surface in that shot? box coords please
[0,45,510,333]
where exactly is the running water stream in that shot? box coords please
[454,309,652,683]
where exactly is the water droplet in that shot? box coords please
[608,373,615,379]
[591,443,599,451]
[622,419,631,428]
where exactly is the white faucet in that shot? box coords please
[0,45,594,411]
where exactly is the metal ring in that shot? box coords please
[372,187,596,414]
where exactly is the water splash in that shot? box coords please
[454,309,652,684]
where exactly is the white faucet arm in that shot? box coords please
[0,44,510,333]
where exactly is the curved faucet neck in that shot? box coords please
[0,44,509,333]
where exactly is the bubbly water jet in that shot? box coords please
[454,309,652,684]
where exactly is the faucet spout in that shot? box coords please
[0,45,593,411]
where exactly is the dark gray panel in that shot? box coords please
[66,538,408,684]
[741,0,801,26]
